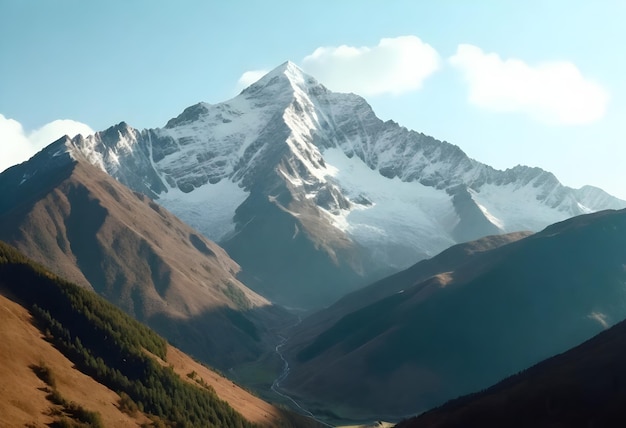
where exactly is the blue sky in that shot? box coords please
[1,1,625,199]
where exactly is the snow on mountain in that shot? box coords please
[47,60,626,308]
[322,147,458,267]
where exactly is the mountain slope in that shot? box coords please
[284,231,532,362]
[281,208,626,421]
[0,139,290,370]
[0,289,148,427]
[396,311,626,428]
[47,61,625,309]
[0,240,321,427]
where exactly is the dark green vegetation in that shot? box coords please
[0,241,253,428]
[396,311,626,428]
[32,361,57,388]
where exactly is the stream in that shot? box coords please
[270,318,334,427]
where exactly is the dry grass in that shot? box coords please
[0,290,150,427]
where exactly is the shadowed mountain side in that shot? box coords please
[0,141,292,370]
[283,209,626,421]
[396,314,626,428]
[449,185,503,243]
[222,188,370,309]
[148,304,289,366]
[287,232,531,349]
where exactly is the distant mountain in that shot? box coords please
[396,308,626,428]
[38,61,625,309]
[0,139,291,371]
[281,208,626,421]
[0,240,321,428]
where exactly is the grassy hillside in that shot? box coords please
[0,287,154,427]
[0,240,254,427]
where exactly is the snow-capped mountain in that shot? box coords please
[46,61,625,308]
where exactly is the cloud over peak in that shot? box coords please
[301,36,441,96]
[236,36,442,97]
[0,115,94,173]
[450,44,609,125]
[236,69,269,92]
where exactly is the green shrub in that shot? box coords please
[118,391,139,416]
[32,362,57,388]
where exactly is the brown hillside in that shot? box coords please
[0,290,148,427]
[0,144,291,370]
[0,287,321,428]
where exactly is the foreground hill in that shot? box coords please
[396,311,626,428]
[0,140,292,371]
[0,286,148,427]
[282,209,626,421]
[0,240,322,427]
[51,62,625,309]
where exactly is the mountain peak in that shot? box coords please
[241,60,321,97]
[273,60,305,79]
[258,60,305,81]
[271,59,299,71]
[165,103,210,128]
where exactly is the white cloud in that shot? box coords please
[0,114,94,173]
[0,115,31,173]
[236,69,269,91]
[28,119,94,149]
[301,36,441,96]
[449,44,609,125]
